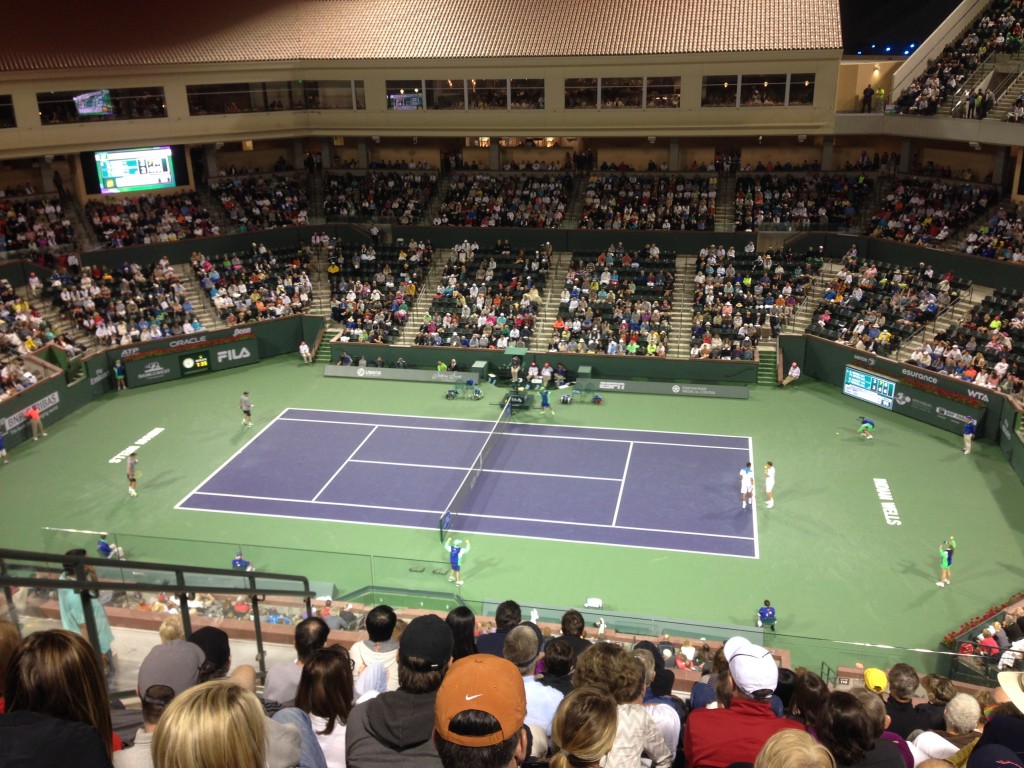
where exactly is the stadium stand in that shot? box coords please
[550,244,674,355]
[577,173,716,231]
[323,171,437,223]
[212,173,310,230]
[326,237,433,343]
[414,239,547,348]
[805,246,972,356]
[434,172,571,228]
[85,193,217,247]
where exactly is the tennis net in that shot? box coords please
[439,402,513,541]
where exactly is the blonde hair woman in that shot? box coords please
[551,686,619,768]
[152,680,267,768]
[755,729,836,768]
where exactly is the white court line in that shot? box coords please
[348,458,617,483]
[278,416,746,450]
[174,503,758,558]
[174,407,292,510]
[183,490,755,541]
[284,406,749,441]
[313,426,378,502]
[749,435,760,560]
[611,442,633,527]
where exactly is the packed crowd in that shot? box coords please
[414,240,548,348]
[895,0,1022,115]
[434,173,572,228]
[548,243,674,355]
[691,242,815,358]
[906,287,1024,397]
[806,245,967,356]
[191,244,316,325]
[51,255,204,346]
[734,173,874,231]
[86,193,218,247]
[865,178,995,245]
[5,585,1024,768]
[962,201,1024,261]
[212,174,309,230]
[0,277,72,398]
[322,171,437,223]
[0,195,76,254]
[322,236,433,343]
[577,174,716,231]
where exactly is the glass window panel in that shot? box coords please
[701,76,738,107]
[739,75,787,106]
[511,79,544,109]
[646,77,680,108]
[385,80,424,110]
[315,81,354,110]
[789,74,815,106]
[38,87,166,124]
[0,95,15,128]
[469,79,508,110]
[186,83,258,115]
[565,78,598,109]
[426,79,465,110]
[354,81,366,110]
[601,77,643,108]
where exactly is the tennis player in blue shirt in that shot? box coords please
[444,537,470,587]
[539,388,554,415]
[857,416,876,440]
[757,599,777,632]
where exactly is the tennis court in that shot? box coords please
[177,407,758,557]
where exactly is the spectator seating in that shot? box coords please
[549,244,674,355]
[0,195,76,254]
[325,237,434,344]
[323,171,437,224]
[691,243,814,358]
[577,173,716,231]
[212,173,309,230]
[51,256,202,346]
[962,201,1024,261]
[865,177,995,245]
[415,240,548,348]
[434,172,571,228]
[907,287,1024,398]
[191,244,316,326]
[804,248,972,356]
[734,173,874,231]
[86,193,217,247]
[895,0,1019,115]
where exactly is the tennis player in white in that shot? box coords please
[764,461,776,508]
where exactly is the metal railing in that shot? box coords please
[0,546,314,691]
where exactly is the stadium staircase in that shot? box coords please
[394,247,450,345]
[531,251,571,353]
[671,254,693,358]
[756,344,778,385]
[422,174,452,224]
[193,184,233,235]
[173,262,222,333]
[65,196,102,252]
[714,174,737,232]
[986,70,1024,120]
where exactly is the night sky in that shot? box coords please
[840,0,963,56]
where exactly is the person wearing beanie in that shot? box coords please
[346,614,454,767]
[684,637,804,767]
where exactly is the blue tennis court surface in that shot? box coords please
[177,409,758,557]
